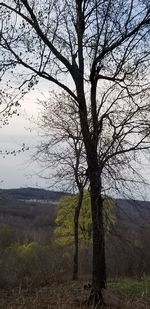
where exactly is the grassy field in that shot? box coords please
[109,276,150,298]
[0,278,149,308]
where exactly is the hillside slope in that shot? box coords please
[0,187,68,201]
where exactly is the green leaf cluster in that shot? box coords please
[16,242,39,257]
[54,191,115,246]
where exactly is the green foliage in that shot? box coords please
[16,242,39,257]
[54,191,115,246]
[109,276,150,298]
[0,240,72,288]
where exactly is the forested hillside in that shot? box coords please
[0,188,149,285]
[0,188,149,231]
[0,187,68,201]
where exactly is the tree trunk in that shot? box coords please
[88,157,106,306]
[91,182,106,305]
[72,189,84,280]
[76,85,106,305]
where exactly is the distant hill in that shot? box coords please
[0,188,150,225]
[0,188,149,279]
[0,187,68,202]
[115,198,150,227]
[0,188,149,240]
[0,188,69,243]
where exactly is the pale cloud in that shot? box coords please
[0,86,50,188]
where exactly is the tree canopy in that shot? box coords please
[55,191,115,246]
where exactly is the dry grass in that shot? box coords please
[0,280,149,309]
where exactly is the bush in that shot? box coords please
[0,241,73,288]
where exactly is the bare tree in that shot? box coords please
[0,0,150,305]
[36,93,88,280]
[0,92,27,161]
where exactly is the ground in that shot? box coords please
[0,278,150,308]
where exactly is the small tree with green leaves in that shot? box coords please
[55,191,115,248]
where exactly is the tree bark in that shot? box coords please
[91,178,106,303]
[87,150,106,305]
[72,188,83,280]
[76,82,106,305]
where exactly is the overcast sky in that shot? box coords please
[1,84,150,200]
[0,87,53,189]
